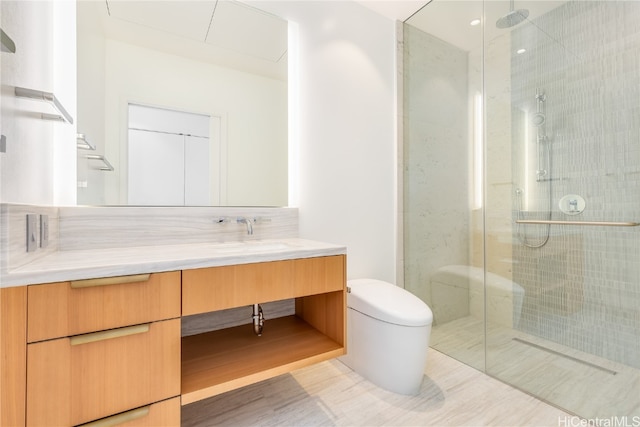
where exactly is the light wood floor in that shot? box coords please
[181,349,571,426]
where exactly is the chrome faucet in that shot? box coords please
[237,217,253,235]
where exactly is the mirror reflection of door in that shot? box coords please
[127,104,219,206]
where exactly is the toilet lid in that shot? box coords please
[347,279,433,327]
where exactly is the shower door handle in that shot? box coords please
[516,219,640,227]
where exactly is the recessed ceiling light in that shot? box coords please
[470,18,481,26]
[516,48,527,54]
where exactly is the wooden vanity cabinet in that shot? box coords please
[3,254,345,425]
[25,272,181,427]
[181,255,346,405]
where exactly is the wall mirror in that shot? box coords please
[76,0,288,207]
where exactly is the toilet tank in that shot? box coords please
[347,279,432,326]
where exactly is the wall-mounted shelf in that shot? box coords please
[86,154,114,171]
[15,87,74,124]
[77,134,96,150]
[1,28,16,53]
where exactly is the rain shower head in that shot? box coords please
[496,0,529,29]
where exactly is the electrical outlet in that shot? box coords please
[26,214,38,252]
[40,214,49,248]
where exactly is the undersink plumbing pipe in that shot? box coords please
[252,304,265,336]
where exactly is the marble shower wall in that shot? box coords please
[402,24,472,314]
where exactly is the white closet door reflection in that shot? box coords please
[128,129,186,205]
[127,104,212,206]
[184,135,210,206]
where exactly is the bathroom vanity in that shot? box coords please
[0,207,346,427]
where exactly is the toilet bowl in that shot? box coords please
[340,279,433,395]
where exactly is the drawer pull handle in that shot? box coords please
[77,405,150,427]
[70,274,151,289]
[70,324,150,346]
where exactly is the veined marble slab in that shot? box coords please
[1,238,346,287]
[0,204,59,272]
[0,204,332,287]
[58,206,299,251]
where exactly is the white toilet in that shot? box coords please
[340,279,433,395]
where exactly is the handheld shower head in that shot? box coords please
[532,88,547,127]
[496,0,529,29]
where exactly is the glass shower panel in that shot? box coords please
[484,0,640,418]
[403,0,485,371]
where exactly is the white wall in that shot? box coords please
[51,0,77,206]
[0,0,76,206]
[248,1,398,283]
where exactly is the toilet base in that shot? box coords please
[340,308,431,395]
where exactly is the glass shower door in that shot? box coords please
[484,0,640,418]
[404,0,640,419]
[403,0,485,372]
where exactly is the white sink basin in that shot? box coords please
[209,241,291,254]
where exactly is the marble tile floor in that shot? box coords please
[181,349,571,427]
[430,316,640,419]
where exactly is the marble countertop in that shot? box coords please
[1,238,347,287]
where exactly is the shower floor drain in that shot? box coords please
[511,337,618,375]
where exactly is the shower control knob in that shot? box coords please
[559,194,586,215]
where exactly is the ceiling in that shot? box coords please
[403,1,566,52]
[80,0,567,81]
[79,0,288,81]
[354,0,566,53]
[353,0,428,22]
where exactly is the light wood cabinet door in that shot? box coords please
[27,271,181,342]
[182,256,346,316]
[182,260,294,315]
[26,319,181,426]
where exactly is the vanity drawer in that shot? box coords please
[27,271,181,342]
[26,318,180,427]
[182,257,346,316]
[79,397,180,427]
[182,260,295,315]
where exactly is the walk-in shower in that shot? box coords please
[402,0,640,419]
